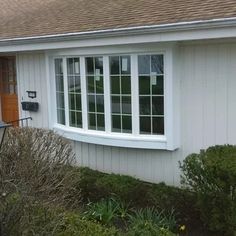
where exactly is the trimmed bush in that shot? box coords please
[180,145,236,235]
[79,167,199,232]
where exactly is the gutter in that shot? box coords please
[1,16,236,45]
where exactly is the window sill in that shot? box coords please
[53,124,172,150]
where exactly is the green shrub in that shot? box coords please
[54,212,118,236]
[79,168,199,230]
[180,145,236,235]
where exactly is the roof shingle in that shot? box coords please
[1,0,236,40]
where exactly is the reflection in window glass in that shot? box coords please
[55,58,65,125]
[110,56,132,133]
[67,58,82,128]
[138,55,164,135]
[86,57,105,131]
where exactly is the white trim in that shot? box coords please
[63,58,69,126]
[104,56,111,133]
[80,57,88,130]
[131,54,139,135]
[54,124,168,150]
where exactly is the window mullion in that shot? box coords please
[80,57,88,130]
[104,56,111,133]
[131,54,139,135]
[63,57,69,127]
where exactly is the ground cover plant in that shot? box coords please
[0,127,234,235]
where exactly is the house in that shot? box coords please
[0,0,236,185]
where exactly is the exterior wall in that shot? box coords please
[16,41,236,185]
[17,53,49,128]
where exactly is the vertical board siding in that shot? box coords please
[17,42,236,185]
[17,52,49,128]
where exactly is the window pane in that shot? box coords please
[96,76,104,94]
[139,76,150,95]
[112,115,121,132]
[151,55,163,74]
[55,59,63,74]
[75,94,82,111]
[138,55,150,74]
[153,117,164,134]
[139,96,151,115]
[89,113,96,130]
[122,96,131,114]
[152,96,164,116]
[86,57,104,131]
[68,76,74,93]
[95,57,103,74]
[75,76,81,93]
[70,111,76,127]
[121,76,131,94]
[87,76,95,93]
[86,57,94,74]
[56,75,64,92]
[152,76,164,95]
[110,56,120,75]
[111,96,121,114]
[111,76,120,94]
[121,56,130,75]
[122,116,132,133]
[97,114,105,131]
[57,109,65,125]
[140,117,151,134]
[67,58,74,75]
[56,93,65,109]
[69,94,75,110]
[76,112,82,128]
[74,58,80,74]
[96,95,104,113]
[88,95,95,112]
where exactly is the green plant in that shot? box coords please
[180,145,236,235]
[128,207,177,232]
[79,168,199,231]
[54,212,118,236]
[83,198,120,225]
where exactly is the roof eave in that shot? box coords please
[1,16,236,45]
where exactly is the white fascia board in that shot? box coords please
[1,18,236,52]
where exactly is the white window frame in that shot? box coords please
[48,46,179,150]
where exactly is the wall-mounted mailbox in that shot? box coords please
[21,102,39,112]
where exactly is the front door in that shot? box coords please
[0,57,19,123]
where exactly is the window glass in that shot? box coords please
[55,58,65,125]
[86,57,105,131]
[67,58,82,128]
[110,56,132,133]
[138,55,164,135]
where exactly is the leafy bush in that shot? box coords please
[180,145,236,235]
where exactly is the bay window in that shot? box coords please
[52,50,177,150]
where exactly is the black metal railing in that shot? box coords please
[6,117,32,127]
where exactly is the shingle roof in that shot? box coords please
[1,0,236,40]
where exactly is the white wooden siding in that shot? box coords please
[17,53,49,128]
[16,41,236,185]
